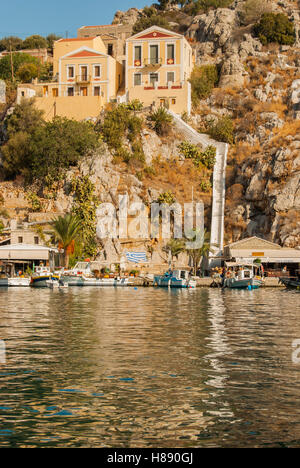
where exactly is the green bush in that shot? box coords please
[133,6,172,34]
[2,101,99,184]
[157,191,176,205]
[190,65,219,105]
[192,0,233,15]
[148,107,173,136]
[253,13,296,45]
[0,53,41,81]
[207,116,234,144]
[178,141,216,169]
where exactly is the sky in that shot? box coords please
[0,0,151,39]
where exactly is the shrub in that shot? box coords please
[240,0,271,26]
[157,191,176,205]
[16,63,39,82]
[178,141,216,169]
[2,100,99,184]
[207,116,234,144]
[192,0,233,15]
[0,53,41,81]
[133,6,172,34]
[253,13,296,46]
[148,107,173,136]
[190,65,219,105]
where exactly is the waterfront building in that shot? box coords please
[224,236,300,276]
[125,26,193,115]
[17,36,123,120]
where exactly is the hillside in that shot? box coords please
[0,0,300,265]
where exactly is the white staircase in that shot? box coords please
[168,110,228,261]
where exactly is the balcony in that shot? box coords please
[142,58,162,70]
[75,75,91,84]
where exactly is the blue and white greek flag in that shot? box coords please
[126,252,148,263]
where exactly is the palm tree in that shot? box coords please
[186,229,212,276]
[52,213,81,268]
[148,107,173,136]
[163,239,186,267]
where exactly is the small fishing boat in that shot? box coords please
[279,272,300,289]
[0,262,30,287]
[31,265,60,288]
[154,269,197,289]
[223,262,263,290]
[0,275,30,287]
[61,262,130,287]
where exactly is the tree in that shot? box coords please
[253,13,296,46]
[148,107,173,136]
[163,239,186,265]
[46,34,62,50]
[22,35,48,50]
[0,36,23,52]
[52,213,82,268]
[2,101,99,184]
[186,229,211,276]
[133,7,172,34]
[16,63,39,82]
[0,36,21,52]
[240,0,271,26]
[0,53,40,81]
[190,65,219,105]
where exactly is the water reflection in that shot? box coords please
[0,287,300,447]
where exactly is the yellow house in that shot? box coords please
[125,26,193,115]
[17,36,123,121]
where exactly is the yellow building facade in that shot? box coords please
[125,26,193,115]
[17,37,123,121]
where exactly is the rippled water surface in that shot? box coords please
[0,287,300,448]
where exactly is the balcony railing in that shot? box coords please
[142,58,163,70]
[75,75,91,84]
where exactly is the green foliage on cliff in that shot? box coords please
[1,100,99,185]
[190,65,219,105]
[148,107,173,136]
[253,13,296,45]
[133,6,172,34]
[100,103,145,164]
[71,176,98,259]
[207,116,234,144]
[178,141,216,169]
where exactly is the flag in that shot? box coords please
[126,252,148,264]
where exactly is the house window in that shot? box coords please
[171,98,176,105]
[52,88,58,97]
[149,73,159,87]
[67,87,74,96]
[134,46,142,66]
[80,66,88,81]
[94,86,101,96]
[167,72,175,83]
[94,65,101,78]
[134,73,142,86]
[167,44,175,64]
[150,44,159,64]
[43,86,48,96]
[67,66,75,79]
[108,44,114,56]
[80,87,88,96]
[34,237,39,245]
[18,237,23,244]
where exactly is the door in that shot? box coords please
[80,87,88,96]
[150,45,159,65]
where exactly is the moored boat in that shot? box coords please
[31,266,60,288]
[279,275,300,289]
[223,262,263,290]
[154,269,197,289]
[61,262,130,287]
[0,276,30,287]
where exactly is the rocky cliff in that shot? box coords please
[1,0,300,256]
